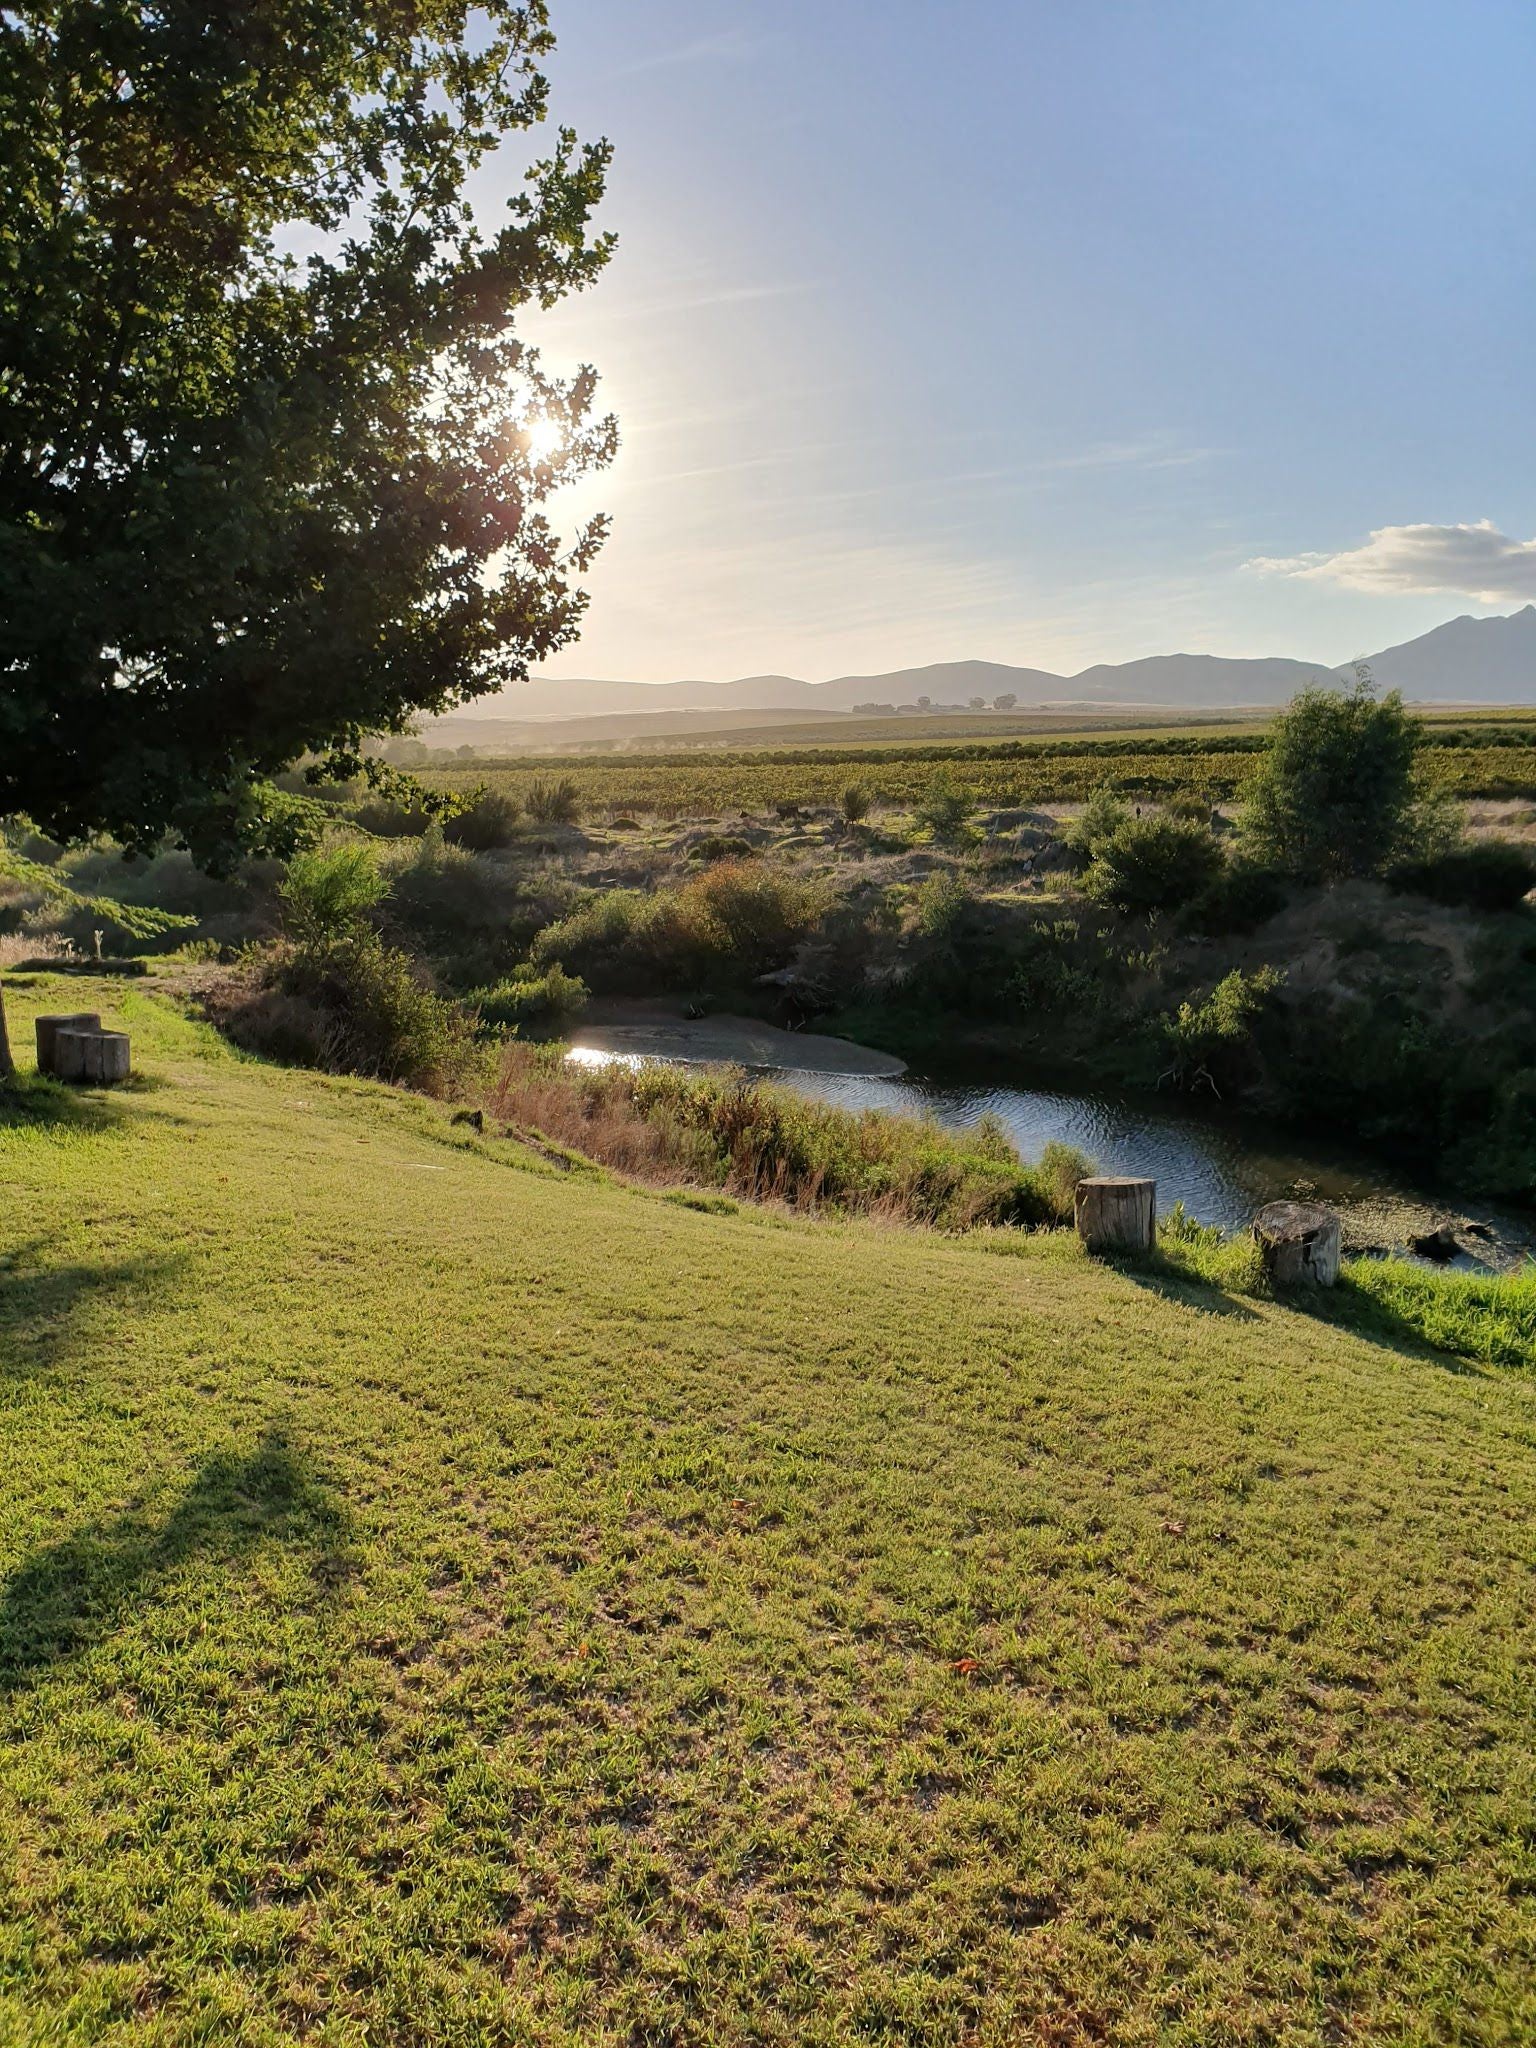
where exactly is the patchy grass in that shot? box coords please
[1,977,1535,2043]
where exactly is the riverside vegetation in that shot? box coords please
[7,678,1536,1207]
[2,975,1536,2043]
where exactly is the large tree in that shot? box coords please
[0,0,614,1073]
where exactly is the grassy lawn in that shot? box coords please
[1,976,1534,2044]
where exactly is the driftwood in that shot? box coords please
[1075,1176,1156,1254]
[35,1012,102,1076]
[52,1029,131,1085]
[1253,1201,1341,1287]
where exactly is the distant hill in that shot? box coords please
[433,605,1536,729]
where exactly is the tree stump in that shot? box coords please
[35,1012,102,1076]
[1253,1201,1341,1287]
[53,1029,131,1085]
[1075,1176,1156,1253]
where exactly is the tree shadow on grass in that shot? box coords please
[1104,1254,1263,1323]
[0,1429,354,1696]
[1109,1249,1503,1374]
[0,1072,128,1137]
[0,1236,192,1380]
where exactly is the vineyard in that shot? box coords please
[422,739,1536,819]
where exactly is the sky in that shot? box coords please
[482,0,1536,683]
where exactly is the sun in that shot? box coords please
[523,414,567,466]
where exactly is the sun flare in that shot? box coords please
[523,413,567,465]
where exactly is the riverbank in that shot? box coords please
[569,1000,907,1077]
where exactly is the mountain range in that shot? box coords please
[444,606,1536,723]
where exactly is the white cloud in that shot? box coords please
[1247,520,1536,602]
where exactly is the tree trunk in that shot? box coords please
[1075,1176,1157,1254]
[54,1029,131,1085]
[0,976,12,1080]
[34,1012,103,1077]
[1254,1201,1341,1287]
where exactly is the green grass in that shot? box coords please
[2,975,1536,2043]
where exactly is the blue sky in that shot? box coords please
[503,0,1536,681]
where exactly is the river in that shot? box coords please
[567,1015,1534,1267]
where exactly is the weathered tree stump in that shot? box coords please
[53,1029,131,1085]
[35,1012,102,1076]
[1253,1201,1341,1287]
[1075,1176,1156,1253]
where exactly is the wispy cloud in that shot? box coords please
[1028,433,1222,474]
[614,29,774,77]
[1247,519,1536,602]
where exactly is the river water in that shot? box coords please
[567,1022,1534,1265]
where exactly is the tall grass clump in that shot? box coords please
[485,1048,1083,1229]
[1338,1257,1536,1370]
[525,776,582,826]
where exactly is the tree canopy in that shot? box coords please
[1239,673,1432,881]
[0,0,615,873]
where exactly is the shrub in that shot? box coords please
[472,963,589,1033]
[218,929,481,1093]
[1389,840,1536,911]
[280,843,387,942]
[383,829,516,972]
[1150,966,1283,1094]
[1085,814,1223,913]
[1187,859,1289,934]
[912,871,971,943]
[1239,675,1430,880]
[1007,917,1103,1012]
[525,776,581,826]
[1063,785,1131,864]
[353,795,433,837]
[687,835,754,863]
[528,863,833,995]
[684,859,830,973]
[443,789,521,850]
[840,782,872,824]
[913,773,975,840]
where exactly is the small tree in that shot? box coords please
[840,782,872,825]
[0,1,614,1072]
[1239,674,1429,881]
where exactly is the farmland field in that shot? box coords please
[422,736,1536,819]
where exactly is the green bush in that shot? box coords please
[443,789,522,851]
[1150,966,1283,1093]
[686,835,754,863]
[383,830,516,970]
[1063,785,1131,864]
[1239,676,1430,880]
[353,796,433,837]
[913,773,975,841]
[840,782,872,824]
[1085,813,1223,913]
[530,862,830,995]
[525,776,582,826]
[222,928,482,1093]
[472,963,588,1033]
[1007,918,1104,1012]
[1188,859,1289,934]
[1389,841,1536,911]
[280,843,387,942]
